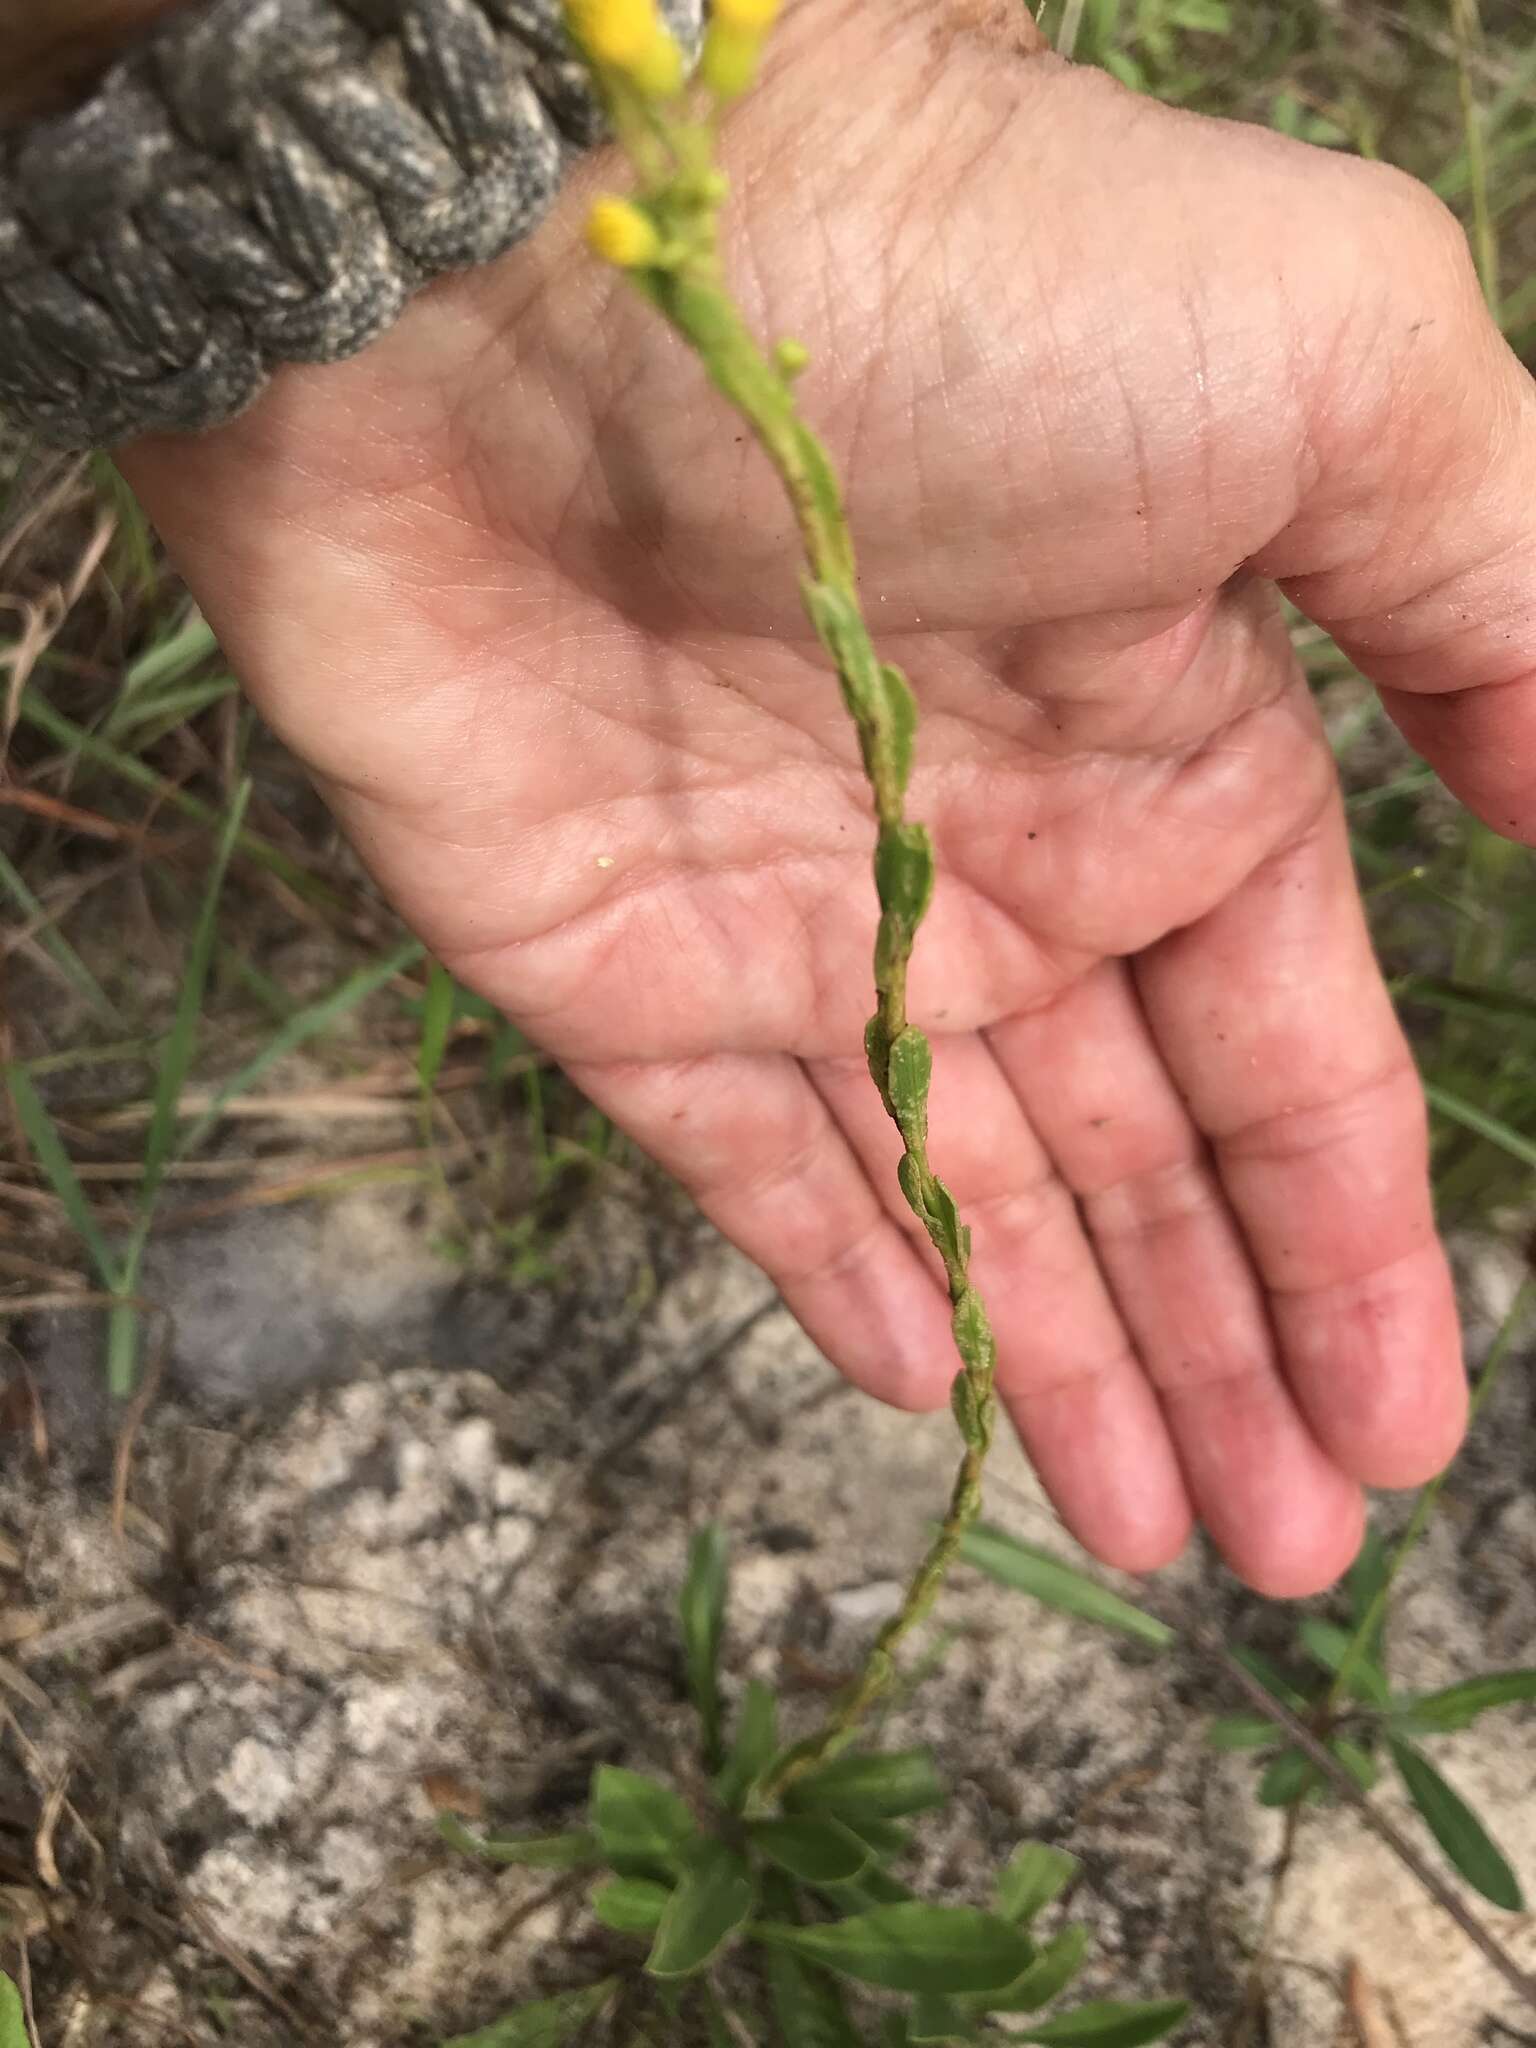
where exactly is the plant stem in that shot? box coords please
[591,64,1001,1792]
[1329,1274,1534,1710]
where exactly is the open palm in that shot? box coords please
[125,0,1536,1595]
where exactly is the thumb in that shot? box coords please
[1250,168,1536,840]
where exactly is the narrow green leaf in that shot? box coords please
[121,610,218,697]
[0,1972,26,2048]
[1297,1618,1390,1706]
[1014,1999,1190,2045]
[418,961,456,1093]
[761,1874,862,2048]
[437,1816,597,1868]
[680,1525,729,1768]
[996,1843,1078,1926]
[1205,1714,1279,1753]
[877,663,918,798]
[959,1527,1175,1649]
[590,1765,697,1873]
[1256,1750,1318,1809]
[441,1978,618,2045]
[180,937,425,1156]
[1393,1670,1536,1734]
[875,821,936,931]
[785,1749,946,1822]
[1345,1527,1390,1657]
[1328,1738,1379,1795]
[887,1028,932,1142]
[592,1877,672,1934]
[750,1817,872,1886]
[647,1839,755,1979]
[717,1678,778,1813]
[908,1994,977,2043]
[981,1924,1090,2014]
[1390,1738,1525,1910]
[754,1904,1034,1997]
[6,1064,121,1286]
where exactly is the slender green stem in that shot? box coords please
[1328,1275,1534,1711]
[584,32,1001,1792]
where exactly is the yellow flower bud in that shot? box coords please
[586,196,663,268]
[630,23,685,95]
[567,0,660,68]
[713,0,780,28]
[700,17,760,98]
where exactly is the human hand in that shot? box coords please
[120,0,1536,1596]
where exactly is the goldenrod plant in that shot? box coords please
[438,6,1192,2043]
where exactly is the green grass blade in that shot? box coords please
[106,673,238,747]
[179,936,424,1158]
[1424,1084,1536,1172]
[417,960,456,1093]
[0,846,121,1024]
[15,689,328,903]
[140,780,251,1208]
[6,1064,121,1287]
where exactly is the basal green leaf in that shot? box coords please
[1390,1739,1525,1910]
[754,1904,1034,1997]
[590,1765,696,1874]
[761,1868,862,2048]
[908,1994,977,2043]
[646,1838,755,1978]
[0,1972,26,2048]
[440,1977,619,2046]
[750,1817,872,1885]
[785,1748,946,1822]
[1014,1998,1190,2045]
[982,1924,1090,2014]
[718,1678,779,1813]
[995,1843,1079,1926]
[843,1816,910,1864]
[959,1528,1175,1650]
[437,1816,598,1868]
[1256,1749,1318,1808]
[1393,1670,1536,1734]
[591,1876,672,1934]
[1205,1714,1279,1752]
[680,1525,730,1768]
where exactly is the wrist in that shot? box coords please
[0,0,190,124]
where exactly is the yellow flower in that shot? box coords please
[586,196,663,268]
[630,25,684,95]
[712,0,780,28]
